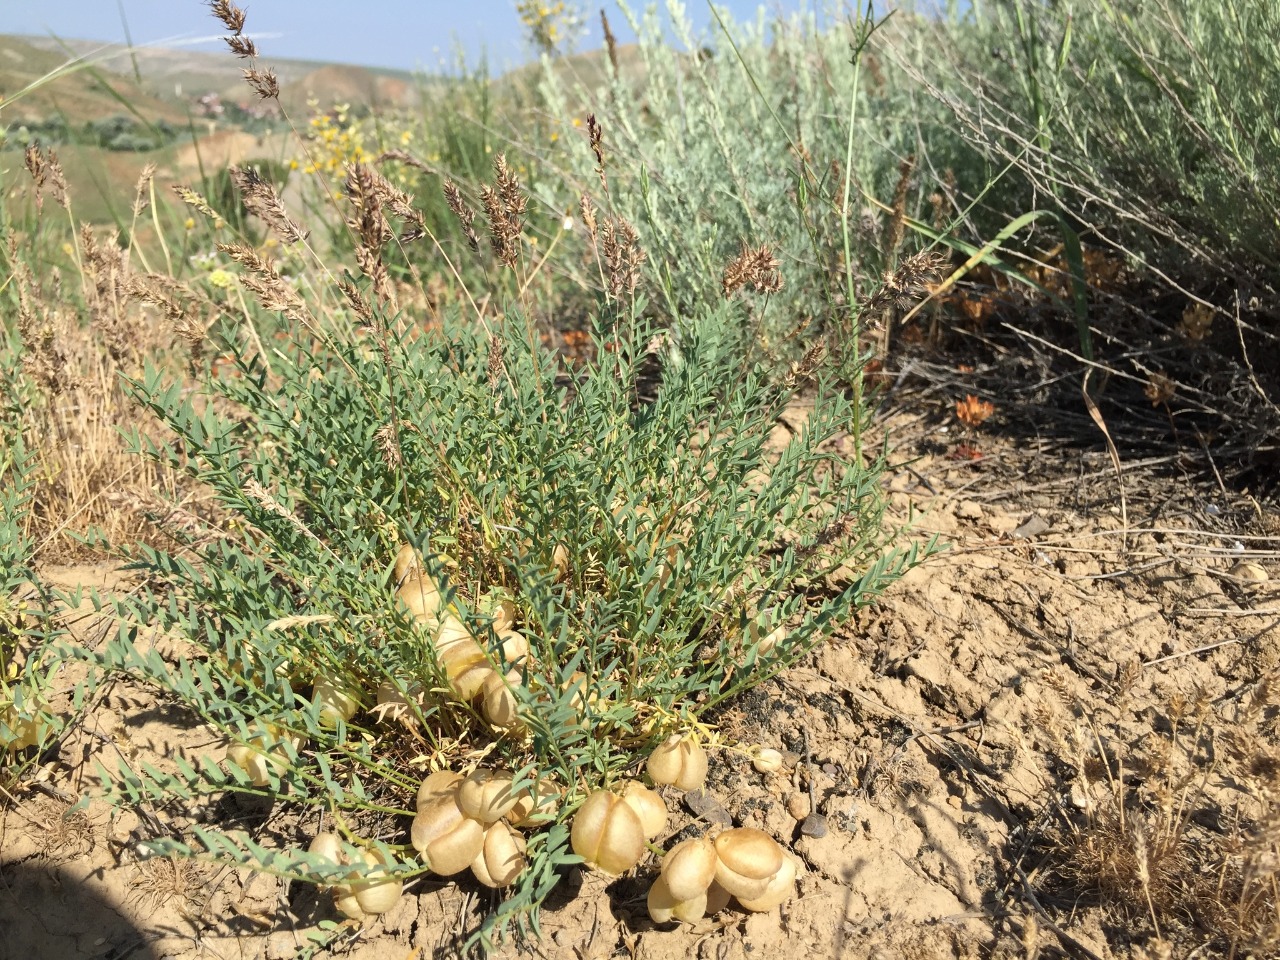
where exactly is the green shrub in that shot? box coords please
[916,0,1280,286]
[85,266,928,943]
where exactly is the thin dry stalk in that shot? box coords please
[601,9,620,75]
[883,154,916,264]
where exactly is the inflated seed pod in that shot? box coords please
[313,674,361,726]
[551,543,569,581]
[470,821,528,888]
[746,615,785,658]
[416,770,463,810]
[308,832,346,893]
[453,663,497,702]
[570,789,645,876]
[349,848,402,915]
[704,879,732,915]
[752,748,784,774]
[411,796,485,876]
[1,708,48,752]
[737,852,799,912]
[712,828,784,900]
[621,781,667,841]
[647,875,707,924]
[456,769,520,825]
[397,572,442,624]
[333,887,365,921]
[393,543,421,584]
[374,681,419,724]
[660,836,718,902]
[496,629,529,666]
[506,778,560,827]
[646,734,708,792]
[433,617,489,688]
[225,738,288,787]
[480,669,523,730]
[480,591,517,633]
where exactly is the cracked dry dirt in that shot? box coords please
[3,407,1278,960]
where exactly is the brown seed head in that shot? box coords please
[243,67,280,100]
[231,165,307,243]
[208,0,247,34]
[443,181,481,253]
[224,34,258,59]
[722,241,784,298]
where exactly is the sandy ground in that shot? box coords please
[3,400,1277,960]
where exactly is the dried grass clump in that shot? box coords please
[6,156,214,560]
[1038,684,1280,956]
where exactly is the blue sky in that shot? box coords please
[5,1,833,72]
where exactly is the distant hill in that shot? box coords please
[0,35,191,124]
[2,34,424,123]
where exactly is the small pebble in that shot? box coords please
[787,793,811,821]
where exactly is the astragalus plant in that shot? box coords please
[80,6,929,947]
[89,244,924,940]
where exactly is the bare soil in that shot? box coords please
[3,398,1278,960]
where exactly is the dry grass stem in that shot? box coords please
[884,154,916,262]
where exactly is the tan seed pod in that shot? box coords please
[393,543,421,584]
[620,781,667,840]
[713,828,784,900]
[497,629,530,665]
[551,543,569,581]
[350,848,403,915]
[434,616,487,678]
[1,709,44,751]
[451,663,496,703]
[737,853,799,912]
[313,674,361,726]
[660,836,718,902]
[457,769,520,824]
[745,611,785,659]
[647,874,707,924]
[470,821,528,888]
[308,832,346,892]
[482,592,517,633]
[752,748,784,774]
[570,789,645,876]
[333,887,365,920]
[416,770,463,810]
[374,681,419,724]
[411,796,485,876]
[704,879,732,915]
[480,669,523,729]
[397,571,441,623]
[646,734,708,792]
[225,738,287,787]
[506,778,561,827]
[1228,560,1269,583]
